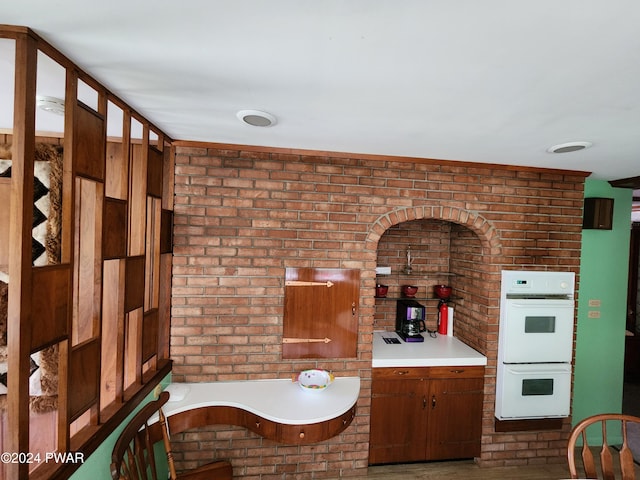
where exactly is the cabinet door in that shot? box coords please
[283,267,359,359]
[369,378,428,465]
[426,377,484,460]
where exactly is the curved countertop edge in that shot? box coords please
[161,376,361,425]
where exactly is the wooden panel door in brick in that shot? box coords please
[283,267,359,359]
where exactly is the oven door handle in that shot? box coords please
[506,301,574,308]
[504,365,571,375]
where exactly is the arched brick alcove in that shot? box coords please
[365,205,502,349]
[364,205,504,463]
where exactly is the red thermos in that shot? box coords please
[438,302,448,335]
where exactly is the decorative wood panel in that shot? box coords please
[157,254,172,360]
[68,339,100,421]
[124,255,145,313]
[283,268,359,359]
[100,259,125,410]
[2,26,174,480]
[142,309,159,363]
[30,265,70,350]
[72,178,103,345]
[105,141,127,200]
[146,146,163,198]
[128,144,146,256]
[0,178,9,271]
[144,197,161,310]
[160,209,173,254]
[124,309,143,389]
[103,198,127,259]
[73,103,105,181]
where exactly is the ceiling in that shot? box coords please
[3,0,640,181]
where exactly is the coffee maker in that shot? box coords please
[396,299,426,342]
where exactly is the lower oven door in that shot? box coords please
[495,363,571,420]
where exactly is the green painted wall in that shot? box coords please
[70,374,171,480]
[572,179,632,430]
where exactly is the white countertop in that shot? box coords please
[161,376,360,425]
[372,331,487,368]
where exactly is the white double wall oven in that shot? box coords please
[495,270,576,420]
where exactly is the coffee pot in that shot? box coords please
[401,318,427,337]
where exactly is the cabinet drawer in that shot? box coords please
[372,367,429,380]
[276,421,327,444]
[326,405,356,437]
[244,412,277,439]
[274,405,356,444]
[428,366,484,379]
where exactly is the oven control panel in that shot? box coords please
[502,270,574,297]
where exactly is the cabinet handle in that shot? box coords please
[256,421,260,428]
[352,302,356,316]
[395,370,409,376]
[431,395,436,409]
[422,396,427,409]
[299,432,305,439]
[450,369,465,374]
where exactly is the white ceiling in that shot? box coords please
[3,0,640,181]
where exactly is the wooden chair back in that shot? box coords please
[567,413,640,480]
[110,391,174,480]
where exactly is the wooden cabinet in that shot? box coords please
[369,366,484,465]
[369,368,428,464]
[283,267,360,359]
[426,369,484,460]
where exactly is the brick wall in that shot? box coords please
[171,143,586,477]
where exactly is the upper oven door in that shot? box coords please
[501,298,575,363]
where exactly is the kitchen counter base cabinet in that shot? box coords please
[369,366,484,465]
[369,369,428,464]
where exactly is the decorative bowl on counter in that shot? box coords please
[433,285,452,300]
[401,285,419,297]
[296,369,334,393]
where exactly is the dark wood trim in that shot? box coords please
[494,417,564,432]
[610,176,640,189]
[7,29,38,480]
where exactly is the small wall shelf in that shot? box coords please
[374,296,461,302]
[376,270,460,278]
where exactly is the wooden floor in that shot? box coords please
[329,460,572,479]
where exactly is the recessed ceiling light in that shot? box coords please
[36,95,65,116]
[237,109,277,127]
[546,141,592,154]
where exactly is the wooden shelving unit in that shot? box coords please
[0,26,174,480]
